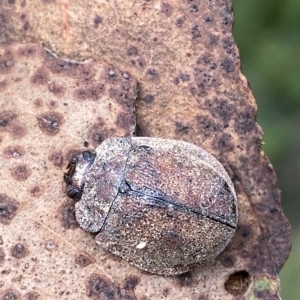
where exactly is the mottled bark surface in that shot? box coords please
[0,0,291,299]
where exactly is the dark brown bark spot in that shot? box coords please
[49,150,63,167]
[0,248,5,264]
[1,289,20,300]
[31,68,49,85]
[3,145,25,159]
[161,2,173,17]
[122,276,139,290]
[0,194,19,225]
[24,291,40,300]
[37,111,64,136]
[48,82,66,97]
[94,15,102,29]
[75,253,93,268]
[58,201,79,229]
[11,163,31,181]
[10,243,28,259]
[30,185,45,197]
[86,274,121,299]
[127,46,138,56]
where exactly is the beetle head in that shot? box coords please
[64,151,96,200]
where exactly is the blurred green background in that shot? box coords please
[232,0,300,299]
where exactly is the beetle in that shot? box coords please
[64,137,238,275]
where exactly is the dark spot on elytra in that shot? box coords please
[30,185,45,197]
[75,253,93,268]
[18,45,36,57]
[24,291,40,300]
[191,25,201,39]
[94,14,102,29]
[37,111,64,136]
[48,82,66,97]
[161,2,173,17]
[31,68,49,85]
[122,276,139,290]
[86,274,121,299]
[0,80,8,91]
[10,243,28,259]
[175,122,189,134]
[1,289,21,300]
[221,58,235,73]
[49,150,63,167]
[3,145,25,158]
[224,270,251,296]
[58,200,79,229]
[127,46,138,56]
[176,271,194,287]
[0,248,5,264]
[23,21,30,30]
[0,110,27,139]
[146,68,159,79]
[142,94,154,104]
[0,50,15,74]
[11,163,31,181]
[8,0,16,4]
[175,17,185,27]
[0,194,19,225]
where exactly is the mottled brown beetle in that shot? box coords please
[64,137,238,275]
